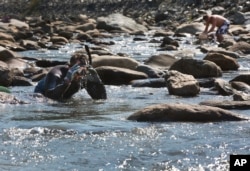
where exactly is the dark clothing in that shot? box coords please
[34,65,107,100]
[34,65,81,100]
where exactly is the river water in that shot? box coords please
[0,33,250,171]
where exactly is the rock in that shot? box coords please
[0,65,13,86]
[135,64,163,78]
[200,100,250,110]
[169,58,222,78]
[175,22,205,35]
[0,92,25,104]
[96,13,148,33]
[11,76,33,86]
[233,92,250,101]
[131,78,166,88]
[228,41,250,54]
[230,81,250,93]
[75,23,96,32]
[0,40,25,51]
[8,19,29,29]
[96,66,148,85]
[127,103,247,122]
[0,32,15,42]
[0,48,28,70]
[208,50,240,59]
[214,78,234,96]
[35,60,67,68]
[228,11,247,25]
[50,36,69,45]
[230,74,250,85]
[203,53,239,71]
[165,70,200,97]
[92,55,140,70]
[144,54,177,69]
[160,36,179,47]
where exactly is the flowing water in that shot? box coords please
[1,33,250,171]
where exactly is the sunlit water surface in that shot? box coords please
[1,34,250,171]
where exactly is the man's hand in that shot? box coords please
[64,64,81,83]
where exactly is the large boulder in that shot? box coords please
[0,32,15,42]
[96,66,148,85]
[169,58,222,78]
[203,53,239,71]
[175,22,205,35]
[127,103,247,122]
[228,41,250,54]
[96,13,148,33]
[230,74,250,85]
[144,54,177,69]
[0,65,13,86]
[165,70,200,97]
[0,48,28,70]
[92,55,140,70]
[200,100,250,110]
[131,78,166,88]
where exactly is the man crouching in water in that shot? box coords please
[202,14,230,42]
[34,50,107,100]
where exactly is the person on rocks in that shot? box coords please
[34,50,107,100]
[202,14,230,42]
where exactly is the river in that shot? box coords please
[0,33,250,171]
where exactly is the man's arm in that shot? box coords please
[44,72,71,100]
[204,21,209,33]
[207,17,216,33]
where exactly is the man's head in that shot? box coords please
[69,50,88,67]
[203,15,209,22]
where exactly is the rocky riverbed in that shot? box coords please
[1,0,250,121]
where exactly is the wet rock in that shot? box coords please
[50,36,69,45]
[0,40,25,51]
[76,23,96,32]
[214,78,234,96]
[135,64,163,78]
[230,74,250,85]
[144,54,177,69]
[233,92,250,101]
[131,78,166,88]
[175,22,205,35]
[96,13,148,33]
[228,41,250,54]
[127,103,247,122]
[0,32,15,42]
[200,100,250,110]
[208,50,240,59]
[169,58,222,78]
[11,76,33,86]
[228,11,247,25]
[160,36,179,48]
[165,70,200,97]
[203,53,239,71]
[96,66,147,85]
[35,60,67,68]
[0,65,13,86]
[0,48,21,61]
[19,40,40,50]
[92,55,140,70]
[0,92,25,104]
[231,81,250,93]
[8,19,30,30]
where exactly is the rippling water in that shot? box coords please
[1,34,250,171]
